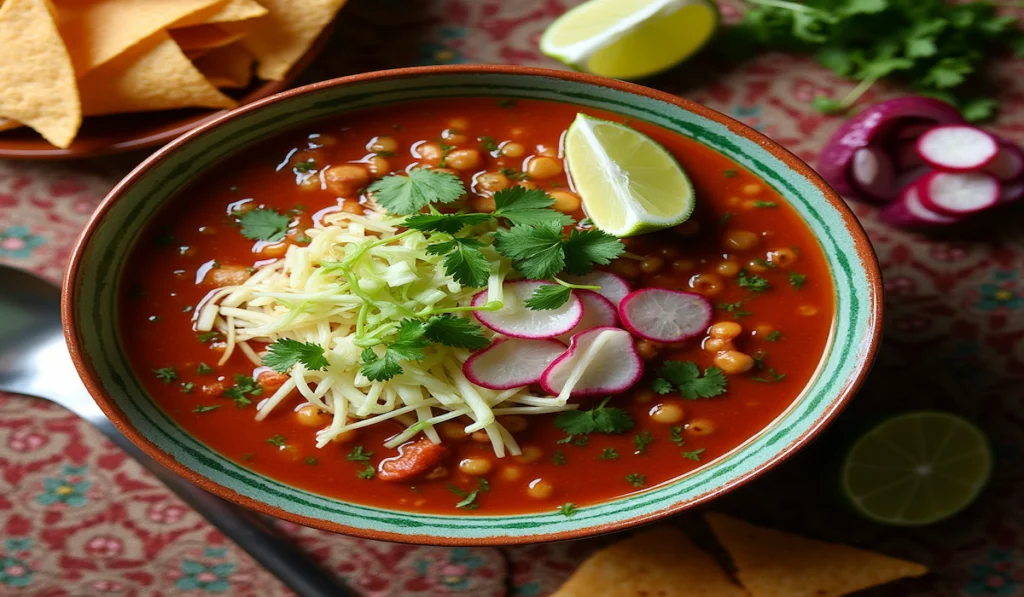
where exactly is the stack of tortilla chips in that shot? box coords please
[553,514,929,597]
[0,0,347,148]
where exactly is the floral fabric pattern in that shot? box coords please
[1,0,1022,595]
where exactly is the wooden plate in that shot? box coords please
[0,26,334,160]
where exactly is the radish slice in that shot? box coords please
[879,184,960,229]
[918,171,999,216]
[850,146,899,202]
[472,281,583,339]
[916,125,998,172]
[895,166,933,191]
[895,140,925,171]
[562,271,631,307]
[463,338,567,390]
[1000,182,1024,204]
[540,327,643,399]
[618,288,712,343]
[557,290,618,343]
[984,142,1024,182]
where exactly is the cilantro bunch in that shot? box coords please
[724,0,1024,120]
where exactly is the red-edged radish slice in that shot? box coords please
[895,166,933,191]
[463,338,567,390]
[562,271,631,307]
[918,171,999,216]
[472,281,583,339]
[916,125,999,172]
[879,184,960,229]
[895,140,925,171]
[540,327,643,399]
[1000,182,1024,204]
[984,142,1024,182]
[556,290,618,343]
[618,288,712,343]
[850,146,899,202]
[894,121,935,141]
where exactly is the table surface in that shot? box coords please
[2,1,1024,595]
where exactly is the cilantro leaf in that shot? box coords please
[404,212,491,234]
[558,503,578,517]
[262,339,329,373]
[651,378,674,395]
[389,319,429,361]
[360,348,403,381]
[738,270,771,293]
[626,473,646,487]
[555,397,635,436]
[223,374,262,407]
[562,228,625,276]
[789,272,807,289]
[357,465,376,479]
[492,186,573,227]
[238,208,290,242]
[653,361,728,400]
[367,169,464,215]
[153,367,178,383]
[440,237,490,288]
[424,315,490,349]
[494,221,565,280]
[634,431,654,455]
[682,448,706,461]
[597,447,619,460]
[525,284,572,310]
[347,446,373,461]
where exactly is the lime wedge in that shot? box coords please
[540,0,719,80]
[841,412,992,526]
[564,113,694,237]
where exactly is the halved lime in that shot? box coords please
[841,412,992,526]
[564,113,694,237]
[540,0,719,80]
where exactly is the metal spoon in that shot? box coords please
[0,264,356,597]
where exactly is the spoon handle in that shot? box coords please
[73,399,358,597]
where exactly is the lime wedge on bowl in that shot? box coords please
[540,0,718,80]
[564,113,694,237]
[841,412,992,526]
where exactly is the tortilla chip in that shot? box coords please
[221,0,346,81]
[706,513,928,597]
[55,0,224,75]
[78,32,236,116]
[171,24,245,52]
[176,0,269,26]
[552,527,749,597]
[194,44,254,89]
[0,0,81,147]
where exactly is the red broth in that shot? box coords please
[120,98,833,515]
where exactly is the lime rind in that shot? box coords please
[840,411,993,526]
[565,113,694,237]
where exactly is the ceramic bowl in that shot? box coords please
[63,65,882,545]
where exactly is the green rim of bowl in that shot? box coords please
[65,66,880,545]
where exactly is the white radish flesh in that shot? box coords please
[918,171,999,216]
[472,281,583,339]
[618,288,712,343]
[984,142,1024,182]
[462,338,567,390]
[850,146,899,201]
[562,271,632,307]
[556,290,618,343]
[540,327,643,400]
[916,125,998,172]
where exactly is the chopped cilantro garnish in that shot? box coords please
[262,339,329,373]
[367,169,464,215]
[492,186,573,227]
[652,361,728,399]
[765,330,782,342]
[753,201,778,208]
[753,258,776,269]
[669,426,685,447]
[634,431,654,455]
[305,457,319,465]
[524,284,572,310]
[357,465,376,479]
[153,368,177,383]
[448,482,485,510]
[753,368,787,383]
[738,270,771,293]
[499,167,530,181]
[682,448,706,461]
[724,169,738,178]
[597,447,620,460]
[626,473,646,487]
[223,374,262,407]
[265,434,287,448]
[242,453,254,461]
[193,405,220,413]
[180,382,195,394]
[426,235,490,288]
[789,273,807,289]
[346,446,373,461]
[479,136,499,152]
[404,212,491,234]
[360,319,430,381]
[558,503,577,517]
[552,449,567,465]
[294,160,316,173]
[238,208,290,242]
[718,300,752,319]
[196,331,221,343]
[196,362,214,375]
[554,397,635,437]
[495,221,623,280]
[423,315,490,350]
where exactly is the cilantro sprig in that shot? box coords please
[360,316,489,381]
[554,397,635,437]
[652,361,728,399]
[238,208,291,242]
[262,339,329,373]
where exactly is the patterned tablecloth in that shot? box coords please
[2,1,1024,595]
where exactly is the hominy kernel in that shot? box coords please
[747,259,769,273]
[445,148,482,171]
[458,457,493,476]
[714,350,755,374]
[526,156,563,179]
[415,141,444,163]
[469,196,496,213]
[536,145,559,158]
[295,404,329,428]
[366,155,391,178]
[549,191,581,213]
[671,259,697,273]
[743,183,763,195]
[442,131,469,145]
[471,430,491,443]
[330,429,358,444]
[650,403,685,424]
[716,260,741,277]
[448,117,469,131]
[499,415,528,434]
[501,142,526,158]
[260,242,289,258]
[438,421,468,440]
[639,255,665,274]
[722,229,759,251]
[517,180,538,190]
[768,247,798,268]
[659,246,681,259]
[527,478,554,499]
[476,172,510,193]
[798,305,819,316]
[341,201,365,215]
[703,337,735,352]
[635,340,660,360]
[709,321,743,339]
[515,445,543,464]
[690,273,725,296]
[368,136,398,153]
[687,418,716,436]
[753,323,775,337]
[501,466,523,482]
[324,164,370,197]
[611,259,642,279]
